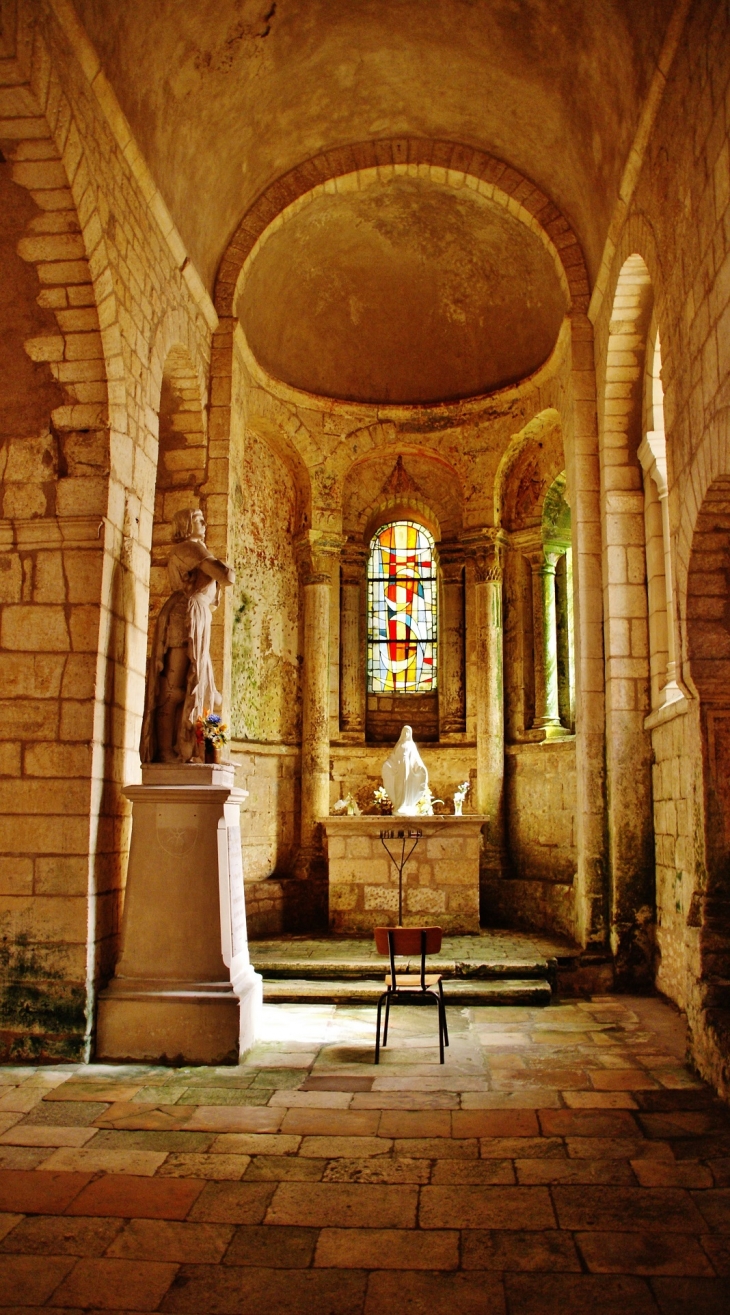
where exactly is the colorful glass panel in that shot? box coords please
[367,520,438,693]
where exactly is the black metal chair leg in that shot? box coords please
[437,995,444,1064]
[383,993,391,1046]
[375,995,383,1064]
[439,981,449,1047]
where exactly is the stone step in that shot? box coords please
[251,957,554,982]
[261,977,552,1006]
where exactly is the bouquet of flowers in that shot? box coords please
[416,785,445,816]
[332,793,361,816]
[195,711,229,748]
[373,785,392,815]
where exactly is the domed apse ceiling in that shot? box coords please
[237,175,568,405]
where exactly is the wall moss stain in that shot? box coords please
[0,932,86,1061]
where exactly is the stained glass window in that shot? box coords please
[367,520,438,693]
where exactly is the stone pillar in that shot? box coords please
[638,431,683,708]
[439,554,466,737]
[530,549,563,735]
[298,536,341,872]
[474,540,505,879]
[339,545,367,738]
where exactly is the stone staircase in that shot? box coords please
[250,933,564,1006]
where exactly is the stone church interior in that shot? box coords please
[1,0,730,1308]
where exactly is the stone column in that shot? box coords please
[298,536,341,873]
[339,545,367,738]
[474,540,505,878]
[530,548,563,734]
[439,553,466,737]
[638,431,683,708]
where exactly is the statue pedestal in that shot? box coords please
[97,763,262,1064]
[325,815,485,935]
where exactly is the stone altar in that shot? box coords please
[97,762,262,1064]
[325,814,485,934]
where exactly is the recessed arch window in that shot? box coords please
[367,520,438,693]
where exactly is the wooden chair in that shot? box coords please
[373,926,449,1064]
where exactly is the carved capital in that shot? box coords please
[474,542,503,584]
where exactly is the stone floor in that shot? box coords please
[250,928,580,967]
[0,995,728,1312]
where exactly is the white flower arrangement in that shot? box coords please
[453,780,470,815]
[416,785,445,816]
[332,793,361,816]
[373,785,392,814]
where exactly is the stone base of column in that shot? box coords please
[533,718,570,741]
[96,980,241,1065]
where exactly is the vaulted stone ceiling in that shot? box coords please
[75,0,675,295]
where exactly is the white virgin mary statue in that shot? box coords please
[382,726,429,816]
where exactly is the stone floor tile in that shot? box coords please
[363,1269,506,1315]
[577,1230,714,1275]
[638,1111,730,1139]
[0,1214,124,1255]
[430,1159,515,1184]
[301,1077,374,1092]
[564,1092,639,1109]
[265,1181,417,1228]
[280,1109,380,1137]
[245,1051,318,1068]
[370,1076,489,1092]
[66,1175,205,1220]
[39,1147,167,1177]
[634,1090,718,1113]
[183,1107,285,1133]
[691,1188,730,1232]
[504,1271,658,1313]
[393,1137,478,1158]
[268,1090,353,1108]
[590,1071,659,1091]
[654,1070,707,1089]
[479,1136,565,1158]
[0,1115,23,1135]
[515,1158,636,1184]
[0,1253,75,1304]
[631,1159,714,1188]
[0,1088,45,1114]
[650,1276,730,1314]
[186,1181,276,1223]
[243,1156,326,1181]
[551,1185,707,1232]
[223,1224,318,1267]
[156,1152,250,1180]
[0,1214,21,1242]
[461,1227,581,1271]
[350,1092,458,1109]
[93,1131,214,1153]
[453,1109,540,1138]
[315,1226,459,1269]
[43,1085,143,1104]
[670,1134,730,1161]
[106,1218,234,1263]
[700,1234,730,1275]
[377,1110,451,1138]
[21,1101,108,1127]
[160,1265,367,1314]
[0,1126,98,1147]
[708,1158,730,1186]
[298,1135,392,1158]
[539,1109,640,1138]
[92,1104,195,1132]
[209,1133,300,1156]
[419,1185,555,1230]
[566,1137,674,1160]
[50,1257,178,1310]
[323,1157,431,1184]
[0,1169,92,1214]
[460,1089,561,1109]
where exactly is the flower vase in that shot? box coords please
[205,740,222,765]
[454,800,463,816]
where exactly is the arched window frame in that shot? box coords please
[366,519,439,694]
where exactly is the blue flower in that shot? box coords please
[206,713,222,725]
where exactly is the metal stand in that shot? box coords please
[379,828,423,924]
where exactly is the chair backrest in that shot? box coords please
[374,926,443,956]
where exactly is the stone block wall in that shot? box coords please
[326,816,482,935]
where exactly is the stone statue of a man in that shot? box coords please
[141,508,235,764]
[382,725,429,815]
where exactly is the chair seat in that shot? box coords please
[385,973,442,988]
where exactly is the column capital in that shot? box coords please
[462,530,506,583]
[296,529,346,581]
[340,540,369,585]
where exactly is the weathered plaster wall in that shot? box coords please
[229,428,301,744]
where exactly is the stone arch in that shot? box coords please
[600,252,656,988]
[215,139,589,318]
